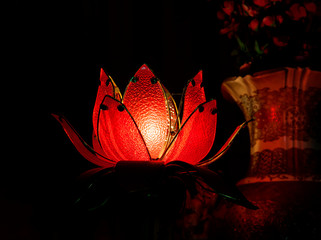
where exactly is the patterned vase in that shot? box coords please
[209,67,321,240]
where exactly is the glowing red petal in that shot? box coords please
[162,84,180,146]
[93,68,121,137]
[181,70,206,125]
[162,100,217,165]
[98,95,151,161]
[52,114,115,168]
[92,132,110,161]
[80,167,111,179]
[122,64,169,159]
[197,120,251,167]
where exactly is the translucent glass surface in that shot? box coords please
[98,95,151,161]
[122,64,169,159]
[162,100,217,165]
[198,120,251,166]
[162,84,180,146]
[181,70,206,125]
[52,114,115,168]
[92,132,110,161]
[93,68,121,137]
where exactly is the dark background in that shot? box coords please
[4,0,256,239]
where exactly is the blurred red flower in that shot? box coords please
[287,3,307,20]
[249,19,259,31]
[262,16,275,27]
[273,36,289,47]
[304,2,317,13]
[253,0,270,8]
[242,4,258,17]
[222,1,234,16]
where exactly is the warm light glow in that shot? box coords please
[141,119,165,160]
[122,65,170,159]
[53,64,246,167]
[52,64,258,212]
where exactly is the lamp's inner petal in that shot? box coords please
[122,64,170,160]
[162,84,180,147]
[98,95,151,161]
[180,70,206,125]
[161,100,217,165]
[93,68,121,138]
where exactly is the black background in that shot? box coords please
[3,0,273,239]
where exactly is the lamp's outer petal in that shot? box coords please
[92,132,110,161]
[52,114,116,168]
[122,64,170,159]
[197,120,252,167]
[162,100,217,165]
[98,95,151,161]
[93,68,121,138]
[180,70,206,125]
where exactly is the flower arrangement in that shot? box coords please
[217,0,321,71]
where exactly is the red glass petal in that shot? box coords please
[98,95,151,161]
[181,70,206,125]
[197,120,251,167]
[122,64,170,159]
[162,84,180,146]
[162,100,217,165]
[52,114,115,168]
[92,132,110,161]
[93,68,121,137]
[80,167,111,179]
